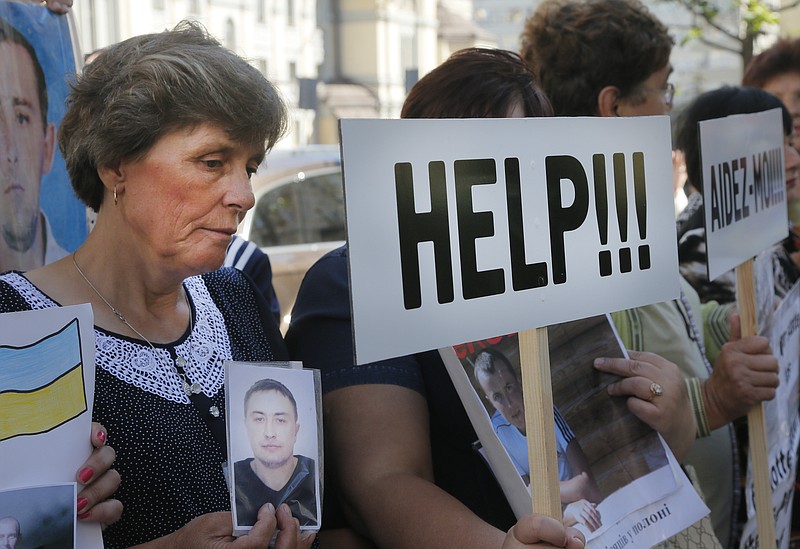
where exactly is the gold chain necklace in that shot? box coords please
[72,252,202,397]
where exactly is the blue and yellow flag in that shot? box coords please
[0,318,87,441]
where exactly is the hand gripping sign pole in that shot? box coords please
[738,261,776,549]
[698,109,788,549]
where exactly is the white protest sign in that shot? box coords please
[699,109,788,281]
[341,117,680,364]
[739,282,800,549]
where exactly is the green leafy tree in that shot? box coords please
[666,0,795,69]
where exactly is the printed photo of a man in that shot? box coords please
[226,364,321,533]
[0,3,83,272]
[0,483,76,549]
[234,378,317,526]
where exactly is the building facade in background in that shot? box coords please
[71,0,799,145]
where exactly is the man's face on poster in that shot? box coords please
[245,389,300,468]
[0,517,20,549]
[0,39,55,253]
[478,360,527,435]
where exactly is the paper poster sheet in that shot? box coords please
[739,282,800,549]
[0,304,102,547]
[0,1,86,272]
[698,109,788,280]
[0,483,77,548]
[341,116,679,365]
[225,361,322,536]
[439,315,709,545]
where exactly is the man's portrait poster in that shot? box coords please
[0,2,85,273]
[446,315,680,540]
[225,362,322,534]
[0,482,76,549]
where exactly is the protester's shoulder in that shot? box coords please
[198,268,265,316]
[0,271,38,313]
[302,245,349,286]
[297,454,316,470]
[291,246,350,319]
[226,236,272,267]
[0,271,18,286]
[233,458,254,475]
[202,266,250,286]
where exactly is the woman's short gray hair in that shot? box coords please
[59,20,288,212]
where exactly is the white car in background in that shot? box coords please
[238,145,345,332]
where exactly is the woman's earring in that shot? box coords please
[113,185,118,206]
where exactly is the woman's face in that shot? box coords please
[763,72,800,140]
[114,123,260,275]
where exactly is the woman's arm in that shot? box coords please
[325,383,508,548]
[324,383,584,549]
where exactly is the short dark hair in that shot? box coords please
[0,16,48,129]
[743,38,800,88]
[473,348,517,383]
[675,86,791,194]
[59,20,288,212]
[401,47,553,119]
[244,378,298,420]
[520,0,673,116]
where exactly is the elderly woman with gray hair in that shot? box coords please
[0,21,315,549]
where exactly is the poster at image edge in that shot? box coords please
[224,361,323,535]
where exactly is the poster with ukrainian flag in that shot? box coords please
[0,317,86,440]
[0,304,102,548]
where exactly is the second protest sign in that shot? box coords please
[340,116,679,365]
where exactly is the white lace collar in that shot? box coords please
[2,272,231,404]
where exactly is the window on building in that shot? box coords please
[405,69,419,94]
[257,0,266,22]
[225,18,236,50]
[250,171,346,248]
[153,0,165,8]
[287,0,295,26]
[189,0,200,14]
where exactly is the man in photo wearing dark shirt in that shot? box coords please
[234,378,317,526]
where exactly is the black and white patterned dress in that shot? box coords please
[0,268,287,549]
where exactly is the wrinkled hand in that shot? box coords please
[704,313,779,430]
[594,351,695,461]
[563,500,601,532]
[503,514,585,549]
[164,504,316,549]
[76,422,122,527]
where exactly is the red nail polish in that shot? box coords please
[78,511,91,520]
[77,497,89,512]
[78,467,93,483]
[97,430,106,445]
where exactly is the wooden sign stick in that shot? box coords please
[737,259,776,549]
[518,326,562,519]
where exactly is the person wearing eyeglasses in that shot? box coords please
[742,40,800,253]
[521,2,780,547]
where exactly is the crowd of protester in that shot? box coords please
[2,0,799,548]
